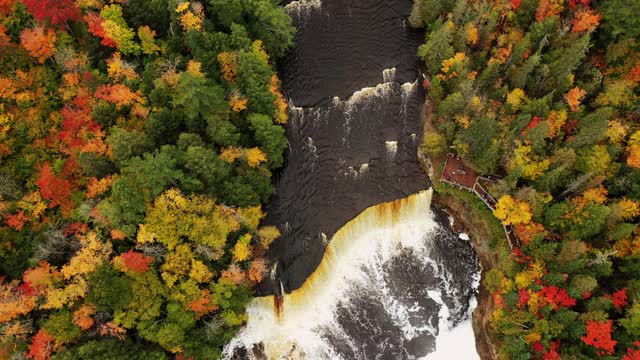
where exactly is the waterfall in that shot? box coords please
[223,190,480,359]
[285,0,322,21]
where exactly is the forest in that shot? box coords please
[0,0,294,358]
[411,0,640,358]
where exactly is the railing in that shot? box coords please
[440,154,520,249]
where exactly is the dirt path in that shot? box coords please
[418,97,499,360]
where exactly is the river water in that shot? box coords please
[224,1,480,358]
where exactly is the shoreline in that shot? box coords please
[417,97,500,360]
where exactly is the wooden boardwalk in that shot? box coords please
[441,154,520,249]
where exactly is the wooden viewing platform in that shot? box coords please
[440,154,520,249]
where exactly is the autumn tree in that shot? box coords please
[27,329,55,360]
[572,10,601,33]
[20,27,57,63]
[581,320,617,356]
[114,250,153,274]
[494,195,533,225]
[36,164,74,215]
[23,0,82,29]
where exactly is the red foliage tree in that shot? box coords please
[120,250,153,273]
[540,286,576,309]
[569,0,591,8]
[0,0,16,15]
[518,288,530,308]
[543,341,561,360]
[623,342,640,360]
[27,329,55,360]
[85,13,117,48]
[626,61,640,83]
[528,116,542,129]
[36,164,73,215]
[610,288,628,309]
[23,0,82,29]
[581,320,617,356]
[18,281,37,296]
[57,97,102,155]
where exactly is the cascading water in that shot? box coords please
[224,191,480,359]
[225,0,482,358]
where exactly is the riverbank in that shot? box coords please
[417,97,502,360]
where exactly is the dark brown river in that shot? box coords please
[224,1,481,359]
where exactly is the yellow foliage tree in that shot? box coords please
[232,233,252,263]
[141,189,239,256]
[186,60,204,77]
[509,144,550,180]
[16,191,47,219]
[189,259,213,283]
[257,226,280,248]
[161,244,193,287]
[582,186,608,205]
[106,53,139,80]
[229,94,248,112]
[245,147,267,168]
[611,198,640,221]
[42,278,88,310]
[61,232,112,280]
[441,52,466,73]
[579,145,612,177]
[506,88,526,111]
[605,120,627,144]
[547,109,567,137]
[237,205,265,231]
[494,195,533,225]
[466,24,479,45]
[252,40,270,64]
[179,2,204,32]
[143,189,239,255]
[220,146,243,163]
[218,51,238,83]
[138,25,161,55]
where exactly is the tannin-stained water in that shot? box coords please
[226,0,481,358]
[260,0,428,295]
[224,191,480,359]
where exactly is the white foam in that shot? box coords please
[386,140,398,158]
[224,191,439,358]
[285,0,322,18]
[424,292,479,360]
[459,233,470,241]
[383,67,397,83]
[424,266,480,360]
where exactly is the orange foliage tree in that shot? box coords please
[572,9,601,33]
[20,27,57,63]
[27,329,56,360]
[565,87,586,112]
